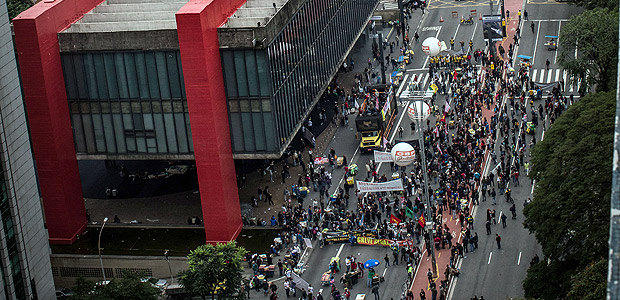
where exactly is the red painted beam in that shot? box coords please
[176,0,246,244]
[13,0,104,244]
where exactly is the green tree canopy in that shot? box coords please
[523,260,575,300]
[525,91,615,263]
[566,0,617,10]
[558,8,618,93]
[566,258,608,300]
[523,91,615,298]
[72,272,160,300]
[179,241,248,300]
[7,0,32,21]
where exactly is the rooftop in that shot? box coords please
[219,0,287,29]
[63,0,186,33]
[218,0,305,48]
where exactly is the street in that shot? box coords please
[247,0,585,299]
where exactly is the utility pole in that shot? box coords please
[379,32,386,84]
[418,116,437,276]
[398,0,406,43]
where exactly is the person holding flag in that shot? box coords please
[390,214,402,224]
[406,206,415,221]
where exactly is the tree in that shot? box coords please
[523,91,615,298]
[72,272,160,300]
[7,0,32,21]
[179,241,248,300]
[566,0,617,10]
[566,258,607,300]
[523,260,575,300]
[557,8,618,93]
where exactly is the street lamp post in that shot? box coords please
[165,250,174,284]
[407,99,437,276]
[98,217,109,282]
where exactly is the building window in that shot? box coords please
[62,51,193,155]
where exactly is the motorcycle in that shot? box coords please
[460,16,474,25]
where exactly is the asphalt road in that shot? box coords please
[248,0,586,299]
[447,1,584,299]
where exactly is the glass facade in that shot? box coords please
[222,0,377,155]
[0,170,26,300]
[221,50,278,153]
[61,51,194,155]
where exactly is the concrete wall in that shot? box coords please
[51,254,188,288]
[0,0,56,298]
[58,29,180,52]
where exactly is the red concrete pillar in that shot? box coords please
[176,0,246,243]
[13,0,104,244]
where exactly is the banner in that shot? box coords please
[303,238,313,249]
[357,179,404,193]
[533,81,559,92]
[357,236,414,247]
[314,157,329,165]
[290,272,310,291]
[373,150,393,162]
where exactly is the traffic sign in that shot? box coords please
[370,15,383,21]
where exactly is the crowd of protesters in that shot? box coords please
[242,7,578,298]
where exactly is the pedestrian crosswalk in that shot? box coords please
[379,0,399,10]
[529,68,580,93]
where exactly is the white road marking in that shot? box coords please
[518,251,522,265]
[532,20,541,65]
[410,249,427,290]
[554,21,561,64]
[422,73,430,88]
[546,69,552,83]
[574,40,578,59]
[576,78,581,93]
[563,70,567,90]
[470,21,478,41]
[396,74,410,97]
[382,267,388,276]
[554,69,560,82]
[531,69,537,82]
[319,289,323,294]
[538,69,545,82]
[488,252,493,264]
[336,244,345,258]
[498,211,504,223]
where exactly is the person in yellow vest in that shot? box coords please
[469,40,473,51]
[450,38,455,50]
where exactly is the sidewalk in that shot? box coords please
[237,14,420,225]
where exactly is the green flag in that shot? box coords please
[406,207,414,219]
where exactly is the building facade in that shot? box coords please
[0,0,55,298]
[13,0,377,244]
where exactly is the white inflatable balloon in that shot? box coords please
[407,101,431,121]
[421,37,442,56]
[391,142,416,166]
